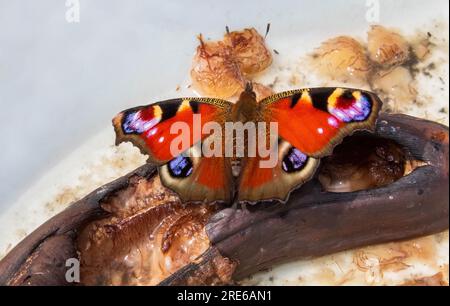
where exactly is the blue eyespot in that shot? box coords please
[122,112,140,134]
[351,94,371,121]
[122,111,160,134]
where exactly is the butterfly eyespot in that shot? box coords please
[122,111,147,134]
[122,108,162,135]
[282,147,309,173]
[329,91,372,123]
[168,155,194,178]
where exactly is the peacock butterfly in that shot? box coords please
[113,85,382,204]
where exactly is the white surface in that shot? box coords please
[0,0,448,284]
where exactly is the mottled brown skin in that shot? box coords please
[0,114,448,286]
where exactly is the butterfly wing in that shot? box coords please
[113,98,231,164]
[238,87,382,203]
[238,139,320,203]
[113,98,234,203]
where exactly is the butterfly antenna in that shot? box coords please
[197,33,213,71]
[265,23,271,39]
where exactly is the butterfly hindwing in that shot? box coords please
[159,144,234,204]
[113,98,232,164]
[238,139,319,203]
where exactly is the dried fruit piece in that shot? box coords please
[367,25,410,67]
[190,36,245,98]
[190,28,272,99]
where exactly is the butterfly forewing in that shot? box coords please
[259,88,381,157]
[113,98,232,164]
[113,97,235,203]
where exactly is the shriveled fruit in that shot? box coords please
[224,28,272,76]
[367,25,410,67]
[191,36,245,98]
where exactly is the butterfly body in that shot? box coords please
[230,87,260,123]
[113,86,381,204]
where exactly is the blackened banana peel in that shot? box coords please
[0,113,448,286]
